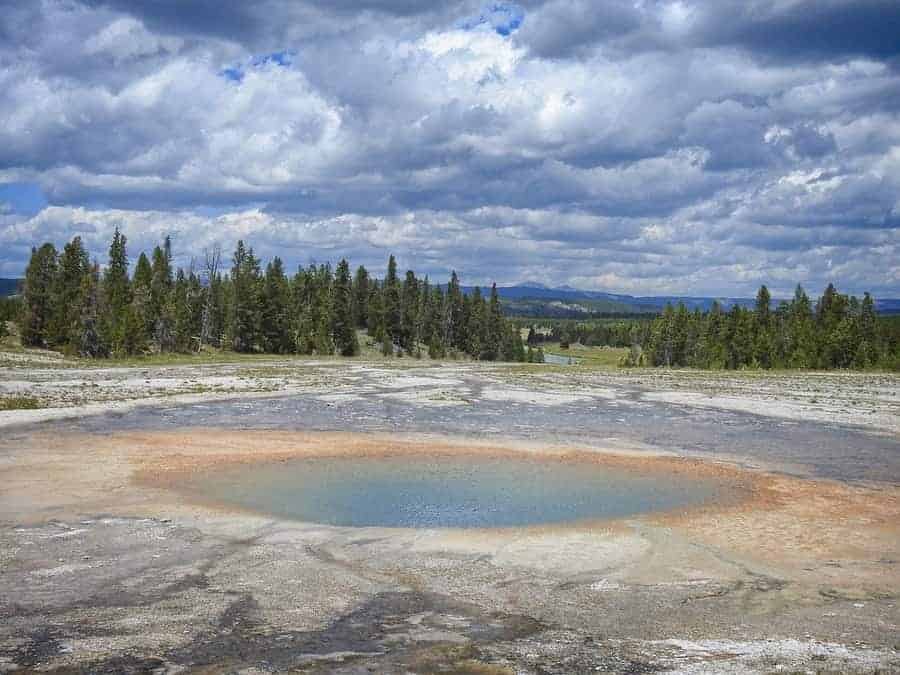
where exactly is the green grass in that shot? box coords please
[0,396,43,411]
[541,343,630,368]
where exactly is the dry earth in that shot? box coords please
[1,352,899,673]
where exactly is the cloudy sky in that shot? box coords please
[1,0,899,297]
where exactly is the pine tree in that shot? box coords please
[480,283,503,360]
[49,236,90,347]
[726,306,754,368]
[99,229,133,354]
[312,264,334,355]
[261,257,292,353]
[384,255,402,348]
[172,270,193,352]
[229,240,262,352]
[292,266,314,354]
[855,292,877,368]
[699,301,726,368]
[133,252,152,290]
[77,262,106,357]
[446,271,463,352]
[400,269,419,354]
[787,285,815,368]
[817,283,851,368]
[466,286,484,358]
[21,243,58,347]
[753,285,774,368]
[352,265,370,329]
[150,237,174,342]
[332,259,359,356]
[120,301,146,355]
[423,284,446,359]
[367,280,385,342]
[131,251,153,343]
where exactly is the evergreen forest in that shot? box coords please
[15,231,530,362]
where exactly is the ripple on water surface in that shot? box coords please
[175,454,732,528]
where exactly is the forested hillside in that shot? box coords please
[15,231,529,361]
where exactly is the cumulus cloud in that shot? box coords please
[0,0,897,296]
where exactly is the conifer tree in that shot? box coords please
[754,285,774,368]
[99,228,133,354]
[854,292,877,368]
[400,270,419,353]
[133,252,152,290]
[352,265,370,329]
[21,243,58,347]
[787,285,815,368]
[149,237,174,340]
[701,301,727,368]
[466,286,484,358]
[292,266,315,354]
[332,259,359,356]
[367,280,385,342]
[49,236,90,347]
[131,251,153,342]
[423,284,445,359]
[229,240,262,352]
[78,262,106,357]
[480,283,503,360]
[261,257,292,353]
[312,264,334,355]
[171,269,193,352]
[445,271,463,351]
[384,255,402,347]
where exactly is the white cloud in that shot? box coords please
[0,0,897,296]
[84,17,184,62]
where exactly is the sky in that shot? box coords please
[1,0,899,297]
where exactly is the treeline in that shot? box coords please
[16,231,533,362]
[638,285,897,370]
[522,319,652,350]
[520,285,899,370]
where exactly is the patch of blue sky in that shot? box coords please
[220,50,294,83]
[0,182,47,216]
[252,50,293,67]
[459,2,524,36]
[220,66,244,82]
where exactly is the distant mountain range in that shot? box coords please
[3,277,898,315]
[465,283,900,317]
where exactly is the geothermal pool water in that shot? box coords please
[178,454,730,528]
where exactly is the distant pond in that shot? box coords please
[542,352,581,365]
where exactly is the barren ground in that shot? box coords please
[1,352,898,673]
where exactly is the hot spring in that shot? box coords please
[174,452,736,528]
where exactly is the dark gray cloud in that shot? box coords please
[694,0,900,62]
[0,0,897,295]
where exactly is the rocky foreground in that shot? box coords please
[1,355,898,673]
